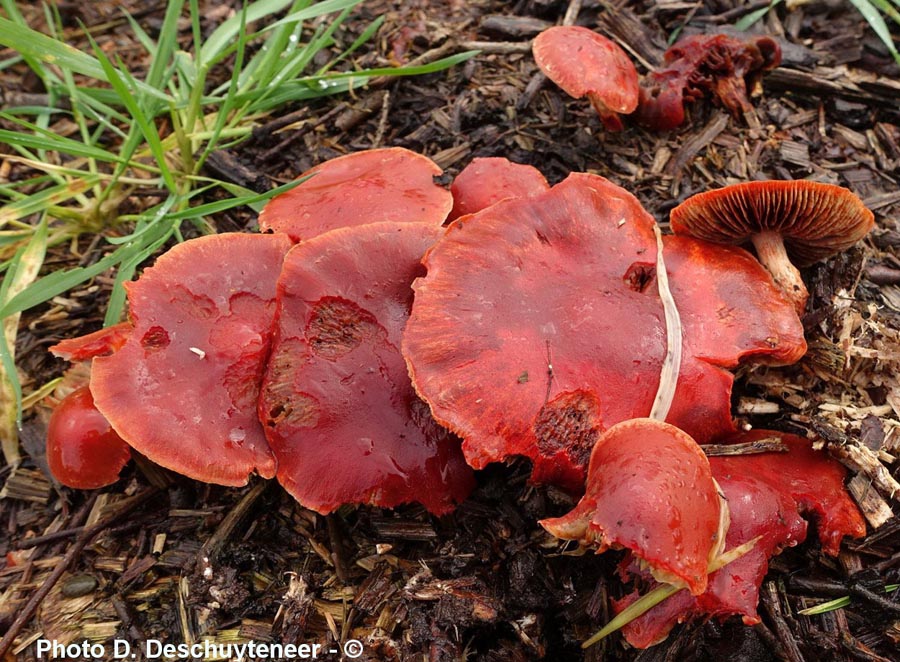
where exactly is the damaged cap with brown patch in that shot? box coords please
[89,233,292,486]
[403,173,806,492]
[258,147,453,242]
[259,222,474,515]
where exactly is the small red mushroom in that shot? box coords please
[541,418,723,595]
[259,222,474,515]
[532,26,640,131]
[613,431,866,648]
[258,147,453,242]
[46,386,131,489]
[448,157,549,221]
[403,173,806,491]
[637,34,781,130]
[87,233,292,486]
[670,180,875,313]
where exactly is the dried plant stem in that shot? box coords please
[0,489,159,658]
[649,224,683,421]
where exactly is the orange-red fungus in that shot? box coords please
[47,386,131,489]
[260,222,474,515]
[258,147,452,242]
[532,26,639,131]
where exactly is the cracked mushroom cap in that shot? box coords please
[541,418,723,596]
[532,26,639,131]
[670,180,875,266]
[258,147,453,242]
[88,233,292,486]
[259,222,474,515]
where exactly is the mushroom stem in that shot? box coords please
[588,94,625,132]
[750,231,808,314]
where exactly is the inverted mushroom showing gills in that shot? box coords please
[541,418,723,596]
[670,180,875,313]
[259,222,474,515]
[637,34,781,131]
[258,147,453,242]
[448,157,549,221]
[532,26,639,131]
[615,430,866,649]
[403,173,806,491]
[87,233,292,486]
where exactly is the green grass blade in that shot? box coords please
[867,0,900,26]
[0,126,125,164]
[165,178,304,221]
[87,37,177,192]
[798,584,899,616]
[0,17,172,102]
[320,15,385,74]
[242,51,478,112]
[233,0,312,93]
[264,0,365,31]
[104,222,177,325]
[848,0,900,64]
[0,216,47,460]
[0,176,98,227]
[200,0,295,63]
[734,0,783,31]
[144,0,185,89]
[0,239,137,320]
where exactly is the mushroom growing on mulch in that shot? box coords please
[637,33,782,130]
[448,157,549,221]
[532,26,640,131]
[81,233,293,486]
[258,147,452,242]
[670,179,875,313]
[403,172,806,492]
[540,418,725,597]
[614,430,866,648]
[45,386,131,489]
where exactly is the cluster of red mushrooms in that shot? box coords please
[43,27,878,650]
[532,26,783,131]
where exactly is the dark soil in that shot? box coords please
[2,1,900,661]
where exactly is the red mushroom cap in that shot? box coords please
[448,157,549,221]
[713,430,866,554]
[541,419,722,595]
[90,233,292,486]
[615,430,866,648]
[532,26,639,131]
[403,173,805,491]
[259,222,474,515]
[258,147,453,242]
[47,386,131,489]
[670,180,875,267]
